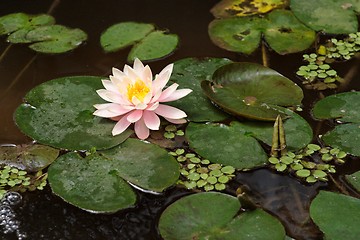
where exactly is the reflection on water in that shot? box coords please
[0,0,360,239]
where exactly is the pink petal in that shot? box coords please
[143,111,160,130]
[96,89,124,104]
[101,79,118,93]
[127,110,143,123]
[112,114,132,136]
[134,118,150,139]
[152,63,173,93]
[165,117,187,124]
[93,103,134,117]
[124,65,140,82]
[154,104,187,119]
[157,83,178,102]
[146,102,159,111]
[159,89,193,102]
[112,67,126,80]
[142,65,153,86]
[133,58,145,73]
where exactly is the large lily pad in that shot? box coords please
[290,0,360,34]
[186,122,268,169]
[202,62,303,121]
[208,9,315,55]
[25,25,87,54]
[310,191,360,240]
[0,13,55,43]
[159,192,286,240]
[168,58,232,122]
[127,31,179,62]
[345,170,360,192]
[211,0,288,18]
[48,138,179,213]
[100,22,155,52]
[233,108,313,151]
[0,144,59,172]
[14,76,132,151]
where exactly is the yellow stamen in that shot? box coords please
[127,79,150,102]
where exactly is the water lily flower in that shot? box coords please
[93,58,192,139]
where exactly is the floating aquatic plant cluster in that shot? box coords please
[163,124,184,139]
[297,32,360,90]
[169,148,235,191]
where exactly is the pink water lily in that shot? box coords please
[93,58,192,140]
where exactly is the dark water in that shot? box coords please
[0,0,360,239]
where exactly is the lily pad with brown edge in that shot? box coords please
[167,57,232,122]
[186,122,268,169]
[0,13,55,43]
[310,191,360,240]
[211,0,288,18]
[290,0,360,34]
[0,144,59,172]
[202,62,303,121]
[48,138,179,213]
[232,108,313,151]
[158,192,286,240]
[345,170,360,192]
[14,76,132,151]
[208,9,315,55]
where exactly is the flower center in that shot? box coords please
[127,79,150,102]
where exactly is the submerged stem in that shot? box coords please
[271,116,280,157]
[261,42,269,67]
[338,55,360,91]
[0,44,12,63]
[47,0,61,14]
[328,174,350,196]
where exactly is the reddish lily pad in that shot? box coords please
[202,62,303,121]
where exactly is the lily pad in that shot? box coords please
[0,13,55,43]
[345,170,360,192]
[159,192,286,240]
[211,0,288,18]
[0,144,59,172]
[168,58,232,122]
[290,0,360,34]
[14,76,132,151]
[25,25,87,54]
[312,92,360,123]
[202,62,303,121]
[186,122,268,169]
[128,31,178,62]
[208,9,315,55]
[310,190,360,240]
[233,108,313,151]
[48,138,179,213]
[100,22,154,53]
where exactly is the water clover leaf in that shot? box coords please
[14,76,132,151]
[290,0,360,34]
[25,25,88,54]
[158,192,286,240]
[100,22,154,52]
[0,144,59,172]
[186,122,268,169]
[208,10,315,55]
[310,191,360,240]
[202,62,304,121]
[168,57,232,122]
[100,22,178,62]
[211,0,288,18]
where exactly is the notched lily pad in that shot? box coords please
[310,191,360,240]
[0,144,59,172]
[345,170,360,192]
[202,62,303,121]
[14,76,132,151]
[159,192,286,240]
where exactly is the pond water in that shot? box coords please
[1,0,360,239]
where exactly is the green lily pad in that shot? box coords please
[25,25,87,54]
[48,138,179,213]
[0,144,59,172]
[168,58,232,122]
[211,0,288,18]
[233,108,313,151]
[186,122,268,169]
[310,191,360,240]
[290,0,360,34]
[202,62,303,121]
[127,31,179,62]
[14,76,132,151]
[100,22,154,53]
[312,92,360,123]
[48,152,137,213]
[345,170,360,192]
[208,9,315,55]
[0,13,55,43]
[159,192,285,240]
